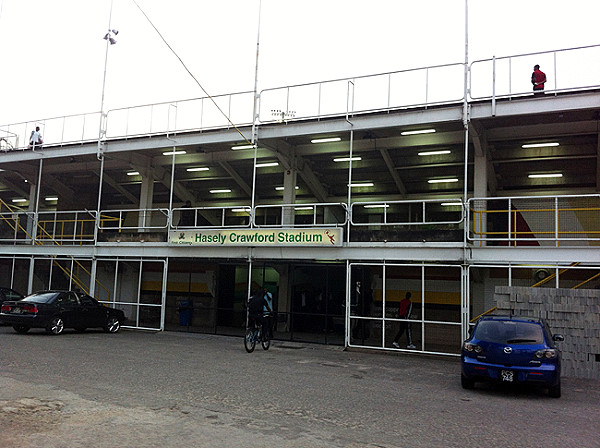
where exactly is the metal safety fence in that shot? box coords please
[468,194,600,246]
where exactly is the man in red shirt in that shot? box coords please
[531,64,547,96]
[392,292,416,349]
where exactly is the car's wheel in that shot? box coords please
[13,325,30,334]
[103,317,120,333]
[548,380,561,398]
[74,327,87,333]
[461,374,475,389]
[46,317,64,335]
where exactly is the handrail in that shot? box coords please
[351,199,464,226]
[0,198,34,242]
[105,90,254,139]
[98,208,170,231]
[468,194,600,246]
[0,45,598,148]
[259,62,465,123]
[470,43,600,100]
[0,111,101,151]
[531,262,580,288]
[0,200,111,299]
[253,202,348,228]
[171,205,252,229]
[572,272,600,289]
[36,210,98,243]
[470,306,497,323]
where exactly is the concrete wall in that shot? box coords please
[494,286,600,380]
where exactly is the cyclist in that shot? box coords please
[247,288,272,338]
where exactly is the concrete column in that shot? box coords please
[138,169,154,231]
[27,256,35,295]
[89,258,98,298]
[473,151,488,245]
[282,169,297,226]
[26,182,37,237]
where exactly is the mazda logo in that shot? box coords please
[504,347,512,354]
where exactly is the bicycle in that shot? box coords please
[244,313,271,353]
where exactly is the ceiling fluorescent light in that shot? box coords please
[126,171,140,176]
[522,142,560,148]
[275,186,299,191]
[231,144,255,150]
[441,202,462,207]
[45,197,59,201]
[12,198,27,203]
[311,137,341,144]
[418,150,451,156]
[186,167,209,172]
[364,204,389,209]
[333,156,362,162]
[210,189,232,194]
[528,173,563,178]
[163,150,186,155]
[401,129,436,136]
[349,182,374,188]
[232,208,250,213]
[428,178,459,184]
[256,162,279,168]
[294,206,314,211]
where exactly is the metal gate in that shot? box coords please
[347,262,465,356]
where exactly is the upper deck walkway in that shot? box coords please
[1,44,599,154]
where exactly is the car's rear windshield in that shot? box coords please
[21,292,59,304]
[474,320,544,344]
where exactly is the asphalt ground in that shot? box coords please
[0,327,599,448]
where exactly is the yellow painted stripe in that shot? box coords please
[374,290,461,305]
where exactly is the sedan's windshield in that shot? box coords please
[474,320,544,344]
[21,292,60,304]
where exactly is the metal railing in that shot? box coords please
[0,210,34,242]
[0,112,101,151]
[4,193,600,247]
[98,208,170,231]
[0,45,598,151]
[253,202,348,228]
[171,205,252,229]
[105,91,254,140]
[470,44,600,101]
[36,210,98,244]
[351,199,464,226]
[259,62,465,123]
[468,194,600,246]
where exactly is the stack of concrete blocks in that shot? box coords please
[494,286,600,380]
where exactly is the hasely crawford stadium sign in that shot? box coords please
[169,228,343,247]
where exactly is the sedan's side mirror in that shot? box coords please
[553,334,564,342]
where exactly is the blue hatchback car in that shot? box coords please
[461,315,564,398]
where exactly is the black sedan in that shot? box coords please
[0,290,126,335]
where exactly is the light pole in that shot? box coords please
[94,0,118,283]
[97,0,117,159]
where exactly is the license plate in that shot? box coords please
[12,307,22,314]
[501,369,514,382]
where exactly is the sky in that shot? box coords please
[0,0,599,126]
